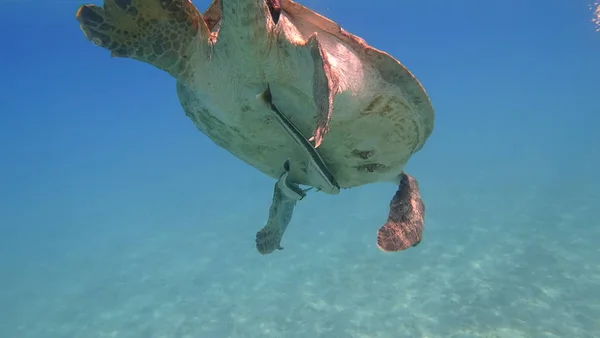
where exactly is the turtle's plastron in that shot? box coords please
[377,173,424,252]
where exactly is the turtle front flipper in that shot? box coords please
[306,33,338,149]
[377,172,425,252]
[265,30,338,149]
[256,160,305,254]
[76,0,212,83]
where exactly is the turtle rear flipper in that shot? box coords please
[255,185,296,254]
[75,0,211,82]
[377,172,424,252]
[256,161,305,254]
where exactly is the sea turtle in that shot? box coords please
[75,0,435,254]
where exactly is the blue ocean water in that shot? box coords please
[1,0,599,337]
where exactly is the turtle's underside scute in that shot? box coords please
[76,0,434,190]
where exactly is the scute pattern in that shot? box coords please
[76,0,209,82]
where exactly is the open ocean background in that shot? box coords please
[1,0,599,337]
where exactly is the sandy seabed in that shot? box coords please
[1,175,598,338]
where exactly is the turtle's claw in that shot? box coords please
[76,5,103,26]
[76,5,111,47]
